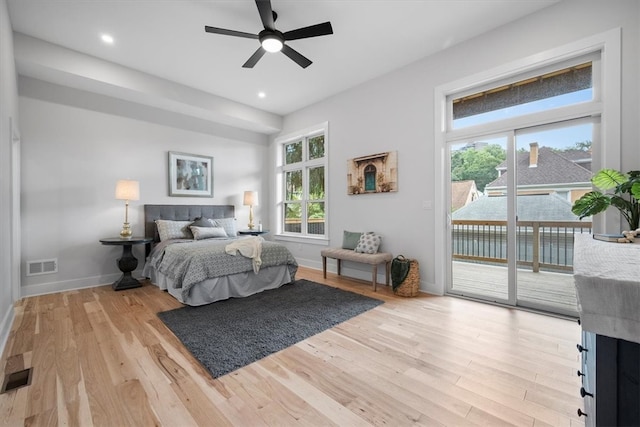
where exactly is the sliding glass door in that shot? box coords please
[513,119,595,316]
[449,134,513,305]
[448,118,596,316]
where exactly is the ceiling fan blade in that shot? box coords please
[205,26,258,39]
[242,47,267,68]
[281,44,312,68]
[255,0,275,30]
[283,22,333,41]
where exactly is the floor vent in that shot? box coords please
[1,368,33,393]
[27,258,58,276]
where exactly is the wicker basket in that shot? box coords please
[393,257,420,297]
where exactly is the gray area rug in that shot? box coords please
[157,279,383,378]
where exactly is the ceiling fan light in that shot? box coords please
[261,36,283,53]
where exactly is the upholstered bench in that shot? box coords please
[320,247,393,291]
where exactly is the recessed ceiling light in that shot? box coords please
[101,34,114,44]
[258,92,266,98]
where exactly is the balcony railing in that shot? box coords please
[452,220,592,272]
[284,218,325,235]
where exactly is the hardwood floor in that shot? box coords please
[0,267,584,426]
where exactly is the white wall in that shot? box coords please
[0,0,19,354]
[19,93,270,296]
[272,0,640,294]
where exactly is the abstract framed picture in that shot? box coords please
[168,151,213,197]
[347,150,398,195]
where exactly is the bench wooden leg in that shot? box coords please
[322,256,327,278]
[385,261,390,286]
[372,265,378,292]
[337,259,341,276]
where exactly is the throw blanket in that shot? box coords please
[225,236,264,273]
[144,239,298,300]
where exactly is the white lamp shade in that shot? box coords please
[115,180,140,201]
[243,191,259,206]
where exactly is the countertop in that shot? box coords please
[573,233,640,343]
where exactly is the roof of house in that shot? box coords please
[556,149,592,163]
[451,180,478,211]
[451,193,583,221]
[488,147,592,188]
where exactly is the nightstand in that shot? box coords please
[238,230,269,236]
[99,237,153,290]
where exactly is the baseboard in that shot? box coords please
[0,304,15,360]
[423,281,443,296]
[20,271,131,298]
[18,262,441,299]
[294,256,323,272]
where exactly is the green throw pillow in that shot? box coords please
[342,230,363,250]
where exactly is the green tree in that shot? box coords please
[567,140,592,152]
[451,144,506,192]
[285,141,302,164]
[308,135,325,160]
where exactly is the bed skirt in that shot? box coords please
[146,265,293,306]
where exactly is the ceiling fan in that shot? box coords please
[204,0,333,69]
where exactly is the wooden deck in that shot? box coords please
[452,261,578,316]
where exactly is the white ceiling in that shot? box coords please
[7,0,558,117]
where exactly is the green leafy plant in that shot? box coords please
[572,169,640,230]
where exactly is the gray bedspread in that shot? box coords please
[144,238,298,300]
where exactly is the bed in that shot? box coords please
[142,204,298,306]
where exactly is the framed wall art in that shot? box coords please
[347,150,398,195]
[168,151,213,197]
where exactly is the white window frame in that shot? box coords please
[274,122,329,245]
[433,28,621,296]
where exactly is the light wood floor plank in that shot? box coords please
[295,338,477,426]
[0,266,584,426]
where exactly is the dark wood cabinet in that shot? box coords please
[579,331,640,425]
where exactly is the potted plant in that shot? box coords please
[572,169,640,230]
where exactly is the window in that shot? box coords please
[451,61,593,129]
[276,122,328,241]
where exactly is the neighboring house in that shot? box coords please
[485,142,592,204]
[451,180,480,212]
[452,192,582,222]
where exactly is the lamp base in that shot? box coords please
[120,223,133,239]
[247,223,255,230]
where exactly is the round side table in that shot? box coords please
[99,237,153,290]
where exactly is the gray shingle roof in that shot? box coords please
[452,193,582,221]
[488,147,592,188]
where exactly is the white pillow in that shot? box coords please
[155,220,193,241]
[210,217,238,237]
[190,226,228,240]
[355,233,382,254]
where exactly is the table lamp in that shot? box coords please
[115,179,140,239]
[243,191,259,230]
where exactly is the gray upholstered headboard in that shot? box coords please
[144,204,235,243]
